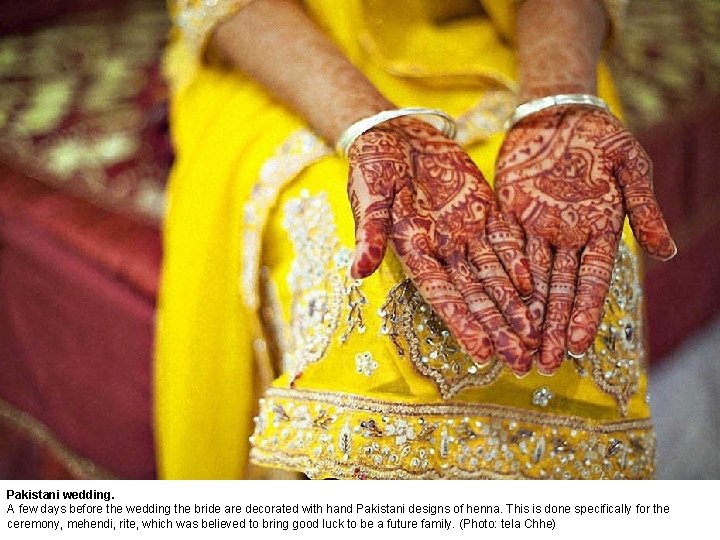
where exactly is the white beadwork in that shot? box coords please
[242,130,331,310]
[355,352,378,377]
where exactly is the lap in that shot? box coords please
[254,136,650,417]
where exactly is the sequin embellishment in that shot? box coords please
[379,279,503,399]
[250,388,655,480]
[532,387,554,408]
[282,191,366,379]
[355,352,378,377]
[242,129,331,310]
[572,242,643,415]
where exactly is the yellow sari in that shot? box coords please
[157,0,653,479]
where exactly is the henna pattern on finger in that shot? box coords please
[446,257,533,375]
[485,210,534,297]
[496,106,675,373]
[524,236,553,328]
[348,117,535,369]
[607,138,676,259]
[348,129,409,278]
[539,248,579,373]
[567,231,619,355]
[466,240,540,350]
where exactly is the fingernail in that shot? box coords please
[567,349,586,359]
[536,367,554,377]
[351,252,374,279]
[661,241,678,262]
[512,369,531,380]
[350,262,368,280]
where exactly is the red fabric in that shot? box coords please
[0,168,160,478]
[0,0,166,478]
[638,124,687,231]
[0,1,124,33]
[641,100,720,362]
[0,165,161,298]
[0,420,77,480]
[691,105,720,216]
[0,0,171,223]
[645,222,720,362]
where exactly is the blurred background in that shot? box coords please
[0,0,718,479]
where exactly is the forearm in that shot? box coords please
[212,0,392,143]
[516,0,608,101]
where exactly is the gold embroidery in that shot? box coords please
[283,192,342,376]
[260,265,291,373]
[263,388,651,430]
[340,277,368,344]
[0,0,168,221]
[380,279,503,399]
[250,388,655,479]
[574,241,643,415]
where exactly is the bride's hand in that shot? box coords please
[495,105,676,374]
[347,117,541,375]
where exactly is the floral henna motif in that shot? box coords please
[347,117,540,374]
[495,105,675,374]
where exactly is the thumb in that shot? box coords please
[348,170,393,279]
[617,149,677,260]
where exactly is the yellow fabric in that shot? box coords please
[157,0,644,480]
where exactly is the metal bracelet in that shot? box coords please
[505,93,610,130]
[335,107,456,158]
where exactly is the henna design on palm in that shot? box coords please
[496,106,676,374]
[347,117,540,375]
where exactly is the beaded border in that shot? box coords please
[252,388,655,480]
[264,387,652,432]
[241,129,331,309]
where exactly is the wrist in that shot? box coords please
[324,96,395,146]
[517,0,605,103]
[506,94,609,130]
[519,82,597,103]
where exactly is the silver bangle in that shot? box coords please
[505,94,610,130]
[335,107,457,158]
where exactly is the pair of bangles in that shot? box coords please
[335,93,610,157]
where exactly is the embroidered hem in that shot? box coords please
[250,388,655,480]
